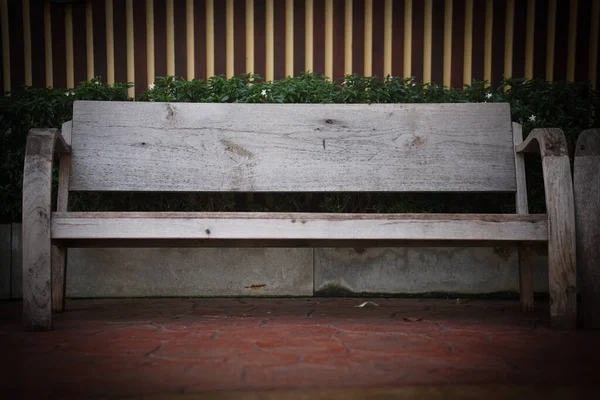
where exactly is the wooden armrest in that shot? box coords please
[515,128,568,157]
[26,128,71,156]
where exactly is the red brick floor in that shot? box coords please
[1,298,598,399]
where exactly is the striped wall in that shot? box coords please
[1,0,599,96]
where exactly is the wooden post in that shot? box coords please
[516,128,577,329]
[513,123,534,312]
[574,129,600,329]
[22,128,71,330]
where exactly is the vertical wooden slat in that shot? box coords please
[274,0,286,79]
[23,0,31,86]
[552,0,569,81]
[471,0,485,81]
[206,0,214,78]
[450,0,465,87]
[65,5,74,88]
[344,0,352,75]
[126,0,134,96]
[186,0,194,79]
[146,0,154,86]
[352,0,364,76]
[332,0,344,80]
[491,0,505,87]
[573,0,590,81]
[285,0,293,77]
[30,0,45,87]
[234,0,247,76]
[532,0,547,80]
[430,0,445,84]
[265,0,273,80]
[524,0,535,79]
[504,0,514,80]
[383,0,392,77]
[51,3,65,88]
[325,0,333,79]
[85,0,94,80]
[246,0,254,73]
[391,0,404,77]
[1,0,10,92]
[404,0,412,78]
[566,0,578,81]
[133,0,147,95]
[546,0,556,81]
[411,0,424,81]
[43,0,52,87]
[293,0,305,76]
[371,0,385,78]
[590,0,599,88]
[423,0,432,82]
[105,0,114,84]
[443,0,452,86]
[213,0,226,76]
[463,0,473,85]
[483,0,493,85]
[166,0,174,76]
[364,0,372,76]
[194,0,206,80]
[305,0,313,72]
[92,0,106,83]
[113,1,127,83]
[226,0,234,77]
[254,0,266,78]
[8,0,24,89]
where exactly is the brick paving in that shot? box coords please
[1,298,597,399]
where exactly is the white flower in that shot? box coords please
[261,89,267,96]
[486,92,492,99]
[94,80,100,85]
[529,115,536,122]
[149,83,155,90]
[341,80,346,86]
[65,91,74,96]
[411,82,416,87]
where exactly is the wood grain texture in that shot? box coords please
[512,122,534,312]
[22,128,59,331]
[518,128,576,329]
[574,128,600,329]
[69,102,516,192]
[51,212,548,242]
[52,121,73,313]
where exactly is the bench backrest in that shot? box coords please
[69,101,516,193]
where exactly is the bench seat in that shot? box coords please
[51,212,548,242]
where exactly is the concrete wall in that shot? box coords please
[2,223,549,299]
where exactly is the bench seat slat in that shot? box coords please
[52,212,548,242]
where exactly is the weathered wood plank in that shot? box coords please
[51,212,548,242]
[51,122,72,313]
[518,128,577,329]
[70,102,516,192]
[574,128,600,329]
[512,122,534,312]
[22,129,59,331]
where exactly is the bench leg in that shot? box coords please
[518,246,534,312]
[543,156,577,330]
[22,129,60,331]
[52,246,67,313]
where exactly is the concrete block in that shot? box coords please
[315,247,549,295]
[66,248,313,297]
[0,224,10,299]
[11,223,22,299]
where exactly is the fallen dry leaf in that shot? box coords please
[402,317,423,322]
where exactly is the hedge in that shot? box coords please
[1,73,598,222]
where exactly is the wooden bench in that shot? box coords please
[22,101,577,331]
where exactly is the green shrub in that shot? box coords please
[1,74,598,221]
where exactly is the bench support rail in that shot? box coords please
[517,128,577,329]
[574,128,600,329]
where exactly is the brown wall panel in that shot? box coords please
[254,0,266,79]
[574,0,591,81]
[471,0,485,81]
[234,0,246,76]
[113,0,127,83]
[72,2,87,85]
[8,0,24,89]
[174,0,187,79]
[293,0,305,76]
[274,0,286,79]
[194,0,206,80]
[372,0,385,78]
[391,0,405,77]
[92,0,106,84]
[30,0,45,87]
[332,0,344,80]
[451,0,465,87]
[133,0,147,94]
[411,0,423,82]
[213,0,226,76]
[491,0,506,86]
[154,0,166,77]
[534,0,549,80]
[312,0,324,75]
[352,0,364,76]
[553,0,570,80]
[50,2,65,88]
[430,0,445,84]
[511,0,527,79]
